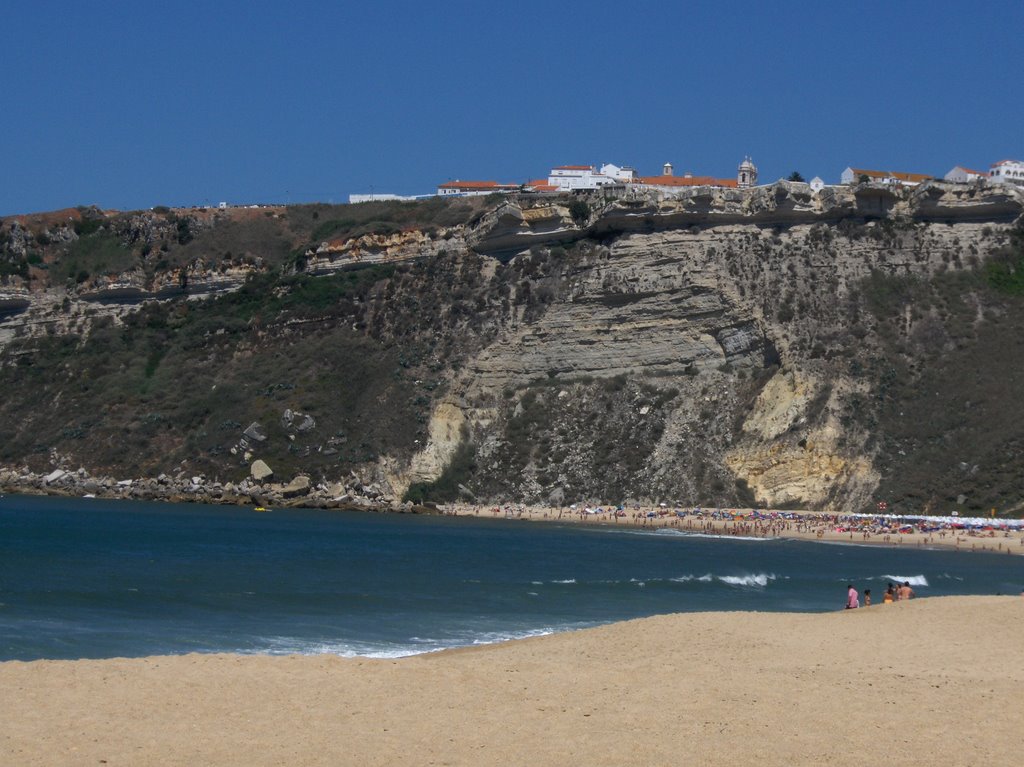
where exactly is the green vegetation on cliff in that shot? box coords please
[860,221,1024,511]
[0,265,423,480]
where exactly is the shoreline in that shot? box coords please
[442,502,1024,557]
[0,471,428,514]
[3,596,1022,767]
[3,480,1021,557]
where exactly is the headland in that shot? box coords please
[3,183,1024,518]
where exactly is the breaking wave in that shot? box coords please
[625,529,778,542]
[672,573,777,588]
[671,574,715,583]
[250,626,572,659]
[718,573,777,588]
[881,574,929,587]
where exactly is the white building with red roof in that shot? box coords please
[989,159,1024,187]
[841,167,933,186]
[944,166,990,183]
[523,179,560,193]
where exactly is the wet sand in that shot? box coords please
[444,503,1024,557]
[2,596,1021,766]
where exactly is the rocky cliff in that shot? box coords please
[2,182,1023,515]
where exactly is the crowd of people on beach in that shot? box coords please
[444,502,1024,557]
[845,581,915,609]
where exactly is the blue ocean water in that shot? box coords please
[0,494,1021,661]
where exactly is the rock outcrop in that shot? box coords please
[0,465,427,512]
[465,180,1023,255]
[250,460,273,481]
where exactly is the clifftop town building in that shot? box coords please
[634,162,738,192]
[351,153,1022,203]
[944,166,989,183]
[433,159,759,200]
[437,180,520,196]
[546,158,756,194]
[737,157,758,188]
[841,167,932,187]
[546,165,626,191]
[989,159,1024,186]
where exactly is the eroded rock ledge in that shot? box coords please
[466,180,1024,255]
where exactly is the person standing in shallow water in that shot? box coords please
[897,581,915,600]
[884,583,896,603]
[845,584,859,609]
[863,589,871,607]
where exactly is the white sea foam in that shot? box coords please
[626,529,778,542]
[552,579,576,584]
[249,625,574,659]
[468,627,557,646]
[250,638,434,659]
[882,574,929,587]
[719,575,752,586]
[670,573,775,587]
[718,573,776,588]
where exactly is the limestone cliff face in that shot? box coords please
[723,372,878,508]
[0,210,467,349]
[399,181,1024,511]
[406,402,466,483]
[311,227,466,269]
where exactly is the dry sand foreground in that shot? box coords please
[2,597,1022,767]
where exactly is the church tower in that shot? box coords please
[662,162,674,177]
[737,156,758,188]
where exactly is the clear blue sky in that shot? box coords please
[4,0,1022,215]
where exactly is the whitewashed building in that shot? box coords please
[349,193,425,203]
[808,176,825,192]
[599,163,637,182]
[436,180,520,196]
[737,157,758,188]
[840,167,932,186]
[547,165,620,191]
[988,159,1024,187]
[944,166,989,183]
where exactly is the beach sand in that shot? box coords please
[445,503,1024,557]
[2,596,1022,766]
